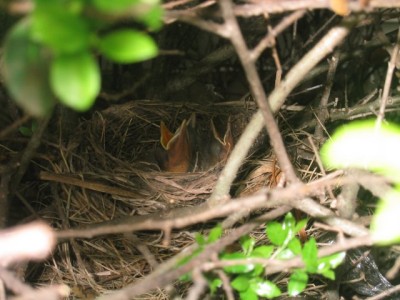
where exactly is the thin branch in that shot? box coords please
[186,268,208,300]
[57,171,373,241]
[314,51,340,140]
[215,270,235,300]
[232,0,399,17]
[219,0,299,184]
[365,284,400,300]
[251,9,307,61]
[211,9,352,203]
[376,25,400,127]
[10,115,51,195]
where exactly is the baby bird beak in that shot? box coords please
[209,117,233,166]
[156,119,191,173]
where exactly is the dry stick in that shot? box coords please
[376,25,400,128]
[219,0,298,185]
[233,0,399,17]
[314,51,340,140]
[215,270,235,300]
[0,114,30,140]
[186,268,208,300]
[252,10,306,61]
[211,16,352,202]
[365,284,400,300]
[58,172,370,240]
[10,115,51,196]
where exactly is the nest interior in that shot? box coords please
[30,99,276,297]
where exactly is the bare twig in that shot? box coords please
[186,268,208,300]
[215,270,235,300]
[0,114,30,140]
[251,10,306,61]
[57,171,372,241]
[211,18,352,203]
[376,25,400,127]
[10,115,51,196]
[219,0,299,185]
[314,51,340,140]
[365,284,400,300]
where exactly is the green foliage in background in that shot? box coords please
[2,0,162,117]
[321,119,400,245]
[180,213,345,299]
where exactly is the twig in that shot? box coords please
[215,270,234,300]
[211,17,352,203]
[251,10,306,61]
[365,283,400,300]
[57,171,371,241]
[314,51,340,140]
[186,268,208,300]
[376,24,400,128]
[10,115,51,196]
[219,0,299,185]
[0,114,30,140]
[232,0,399,17]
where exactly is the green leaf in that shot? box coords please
[251,245,274,259]
[288,270,308,296]
[288,238,302,255]
[98,29,158,64]
[317,252,346,270]
[240,235,255,255]
[231,275,250,292]
[179,273,191,282]
[371,189,400,245]
[239,288,258,300]
[249,264,264,277]
[250,278,281,298]
[302,238,318,273]
[136,4,163,30]
[276,248,296,260]
[221,253,254,274]
[320,120,400,181]
[195,233,206,246]
[207,224,222,243]
[2,18,55,117]
[32,10,90,54]
[266,213,297,247]
[266,221,288,247]
[91,0,140,12]
[208,278,222,294]
[295,218,308,234]
[34,0,84,14]
[19,126,33,137]
[320,269,335,280]
[50,51,100,111]
[283,212,296,229]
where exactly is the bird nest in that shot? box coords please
[35,99,271,297]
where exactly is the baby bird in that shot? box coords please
[208,117,233,167]
[155,119,192,172]
[188,114,233,171]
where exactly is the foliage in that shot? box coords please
[180,213,345,299]
[2,0,162,116]
[321,119,400,245]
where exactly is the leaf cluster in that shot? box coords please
[180,213,345,299]
[2,0,162,116]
